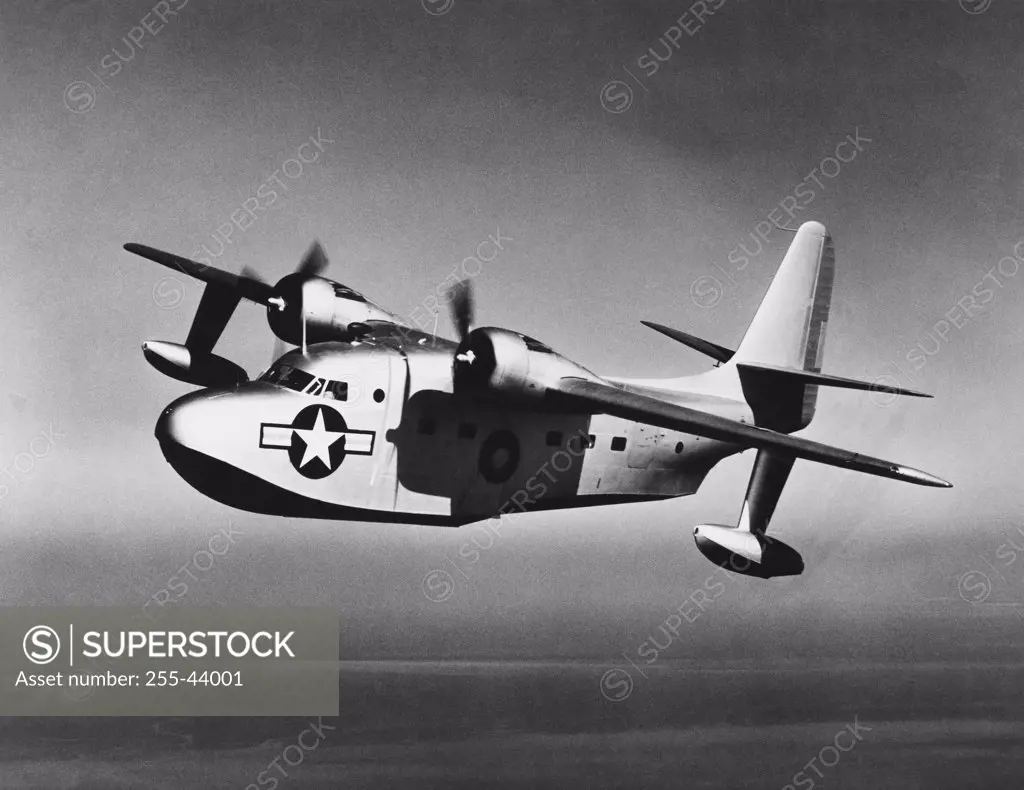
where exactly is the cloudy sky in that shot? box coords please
[2,0,1023,660]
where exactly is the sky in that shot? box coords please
[2,0,1023,661]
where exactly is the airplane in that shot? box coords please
[125,221,950,579]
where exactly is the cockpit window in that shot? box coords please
[305,377,326,396]
[332,283,367,303]
[521,334,554,353]
[325,380,348,400]
[261,363,350,401]
[265,364,315,391]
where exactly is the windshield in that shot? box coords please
[261,363,350,401]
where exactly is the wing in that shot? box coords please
[124,243,274,304]
[551,378,951,488]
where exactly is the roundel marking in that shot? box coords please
[478,429,520,484]
[259,404,376,479]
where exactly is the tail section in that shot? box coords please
[725,221,835,432]
[634,222,848,431]
[644,221,930,412]
[629,220,948,578]
[729,221,835,372]
[692,222,832,574]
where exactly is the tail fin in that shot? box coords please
[726,221,835,432]
[730,221,835,370]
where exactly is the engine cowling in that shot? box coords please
[265,275,397,345]
[452,327,599,403]
[692,524,804,578]
[266,275,349,345]
[142,341,248,388]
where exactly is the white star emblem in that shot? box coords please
[292,407,345,469]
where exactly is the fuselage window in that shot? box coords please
[675,442,684,454]
[458,423,477,439]
[546,430,563,447]
[610,436,627,452]
[587,434,596,448]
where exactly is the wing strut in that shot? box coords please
[739,449,795,534]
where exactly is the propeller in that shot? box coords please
[448,278,488,383]
[447,278,474,343]
[265,242,330,355]
[296,241,328,278]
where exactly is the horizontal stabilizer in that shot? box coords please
[736,362,932,398]
[641,321,734,363]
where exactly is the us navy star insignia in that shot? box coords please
[259,404,375,479]
[293,408,342,469]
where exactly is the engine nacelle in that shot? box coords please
[266,275,396,345]
[693,524,804,578]
[452,327,600,403]
[142,341,248,388]
[267,276,350,345]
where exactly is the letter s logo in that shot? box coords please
[24,625,61,665]
[599,80,633,114]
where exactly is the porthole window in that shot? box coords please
[479,430,520,484]
[610,436,626,451]
[675,442,684,454]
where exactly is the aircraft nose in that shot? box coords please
[155,391,218,450]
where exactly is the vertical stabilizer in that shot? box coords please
[729,221,835,371]
[727,221,835,431]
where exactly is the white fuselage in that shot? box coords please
[155,340,752,525]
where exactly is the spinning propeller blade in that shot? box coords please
[447,278,474,342]
[296,241,328,278]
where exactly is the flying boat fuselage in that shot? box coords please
[155,340,747,525]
